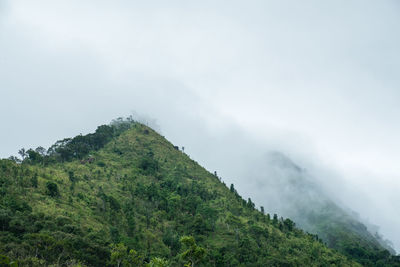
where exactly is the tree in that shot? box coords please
[109,243,127,267]
[18,148,27,160]
[162,229,180,255]
[272,214,278,226]
[8,156,21,163]
[283,218,295,232]
[26,149,43,164]
[260,206,265,214]
[179,236,206,267]
[124,249,143,266]
[230,184,235,193]
[35,146,47,156]
[147,257,169,267]
[68,171,76,183]
[0,254,18,267]
[192,214,207,235]
[139,154,159,175]
[247,198,255,209]
[46,182,59,197]
[31,173,38,188]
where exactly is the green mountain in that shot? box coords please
[0,118,397,266]
[249,152,399,266]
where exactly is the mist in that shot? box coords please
[1,0,400,252]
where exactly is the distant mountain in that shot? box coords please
[0,118,397,266]
[253,151,399,266]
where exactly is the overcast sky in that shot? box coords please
[1,0,400,251]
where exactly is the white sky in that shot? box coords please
[1,0,400,251]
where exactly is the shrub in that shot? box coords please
[46,182,59,197]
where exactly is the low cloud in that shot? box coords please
[1,0,399,252]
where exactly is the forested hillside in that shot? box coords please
[253,152,400,266]
[0,118,396,266]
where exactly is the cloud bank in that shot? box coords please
[1,0,400,251]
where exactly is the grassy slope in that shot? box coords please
[0,123,361,266]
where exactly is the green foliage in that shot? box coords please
[272,213,278,225]
[45,181,59,197]
[109,243,127,267]
[124,249,144,266]
[179,236,206,267]
[30,173,38,188]
[138,153,159,175]
[0,119,395,266]
[301,201,399,266]
[260,206,264,214]
[0,254,18,267]
[44,118,137,163]
[26,149,43,164]
[147,257,169,267]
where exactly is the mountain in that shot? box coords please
[0,118,396,266]
[249,151,399,266]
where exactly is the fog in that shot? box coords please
[1,0,400,252]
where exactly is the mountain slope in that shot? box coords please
[249,152,399,266]
[0,119,380,266]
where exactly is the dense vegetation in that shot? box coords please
[300,201,400,266]
[0,118,396,266]
[13,117,134,165]
[262,152,400,266]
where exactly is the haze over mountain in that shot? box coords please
[1,0,400,253]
